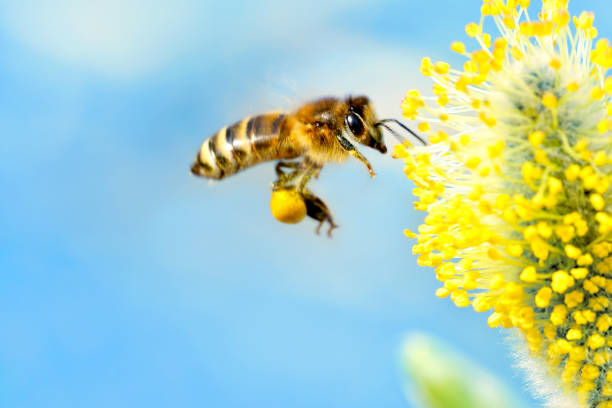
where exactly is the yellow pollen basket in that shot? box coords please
[270,189,306,224]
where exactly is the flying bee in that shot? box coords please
[190,95,424,236]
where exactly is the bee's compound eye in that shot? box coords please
[346,112,365,136]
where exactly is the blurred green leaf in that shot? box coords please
[400,332,527,408]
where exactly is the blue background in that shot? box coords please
[1,1,610,407]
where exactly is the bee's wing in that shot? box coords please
[254,72,302,112]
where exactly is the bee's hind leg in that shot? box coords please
[275,161,300,178]
[273,161,301,189]
[301,190,338,237]
[274,160,321,193]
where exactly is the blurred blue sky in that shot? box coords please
[1,1,611,407]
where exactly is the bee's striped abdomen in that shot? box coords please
[191,112,295,180]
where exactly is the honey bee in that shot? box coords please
[190,95,423,236]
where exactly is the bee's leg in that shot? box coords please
[275,161,300,178]
[302,190,338,237]
[335,131,375,177]
[273,161,301,189]
[348,150,375,178]
[295,162,321,194]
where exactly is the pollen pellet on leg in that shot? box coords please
[270,190,306,224]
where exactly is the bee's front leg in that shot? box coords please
[301,190,338,237]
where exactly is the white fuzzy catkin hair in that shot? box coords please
[508,333,581,408]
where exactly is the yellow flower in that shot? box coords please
[396,1,612,406]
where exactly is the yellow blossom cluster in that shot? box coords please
[395,1,612,406]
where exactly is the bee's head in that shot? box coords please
[344,96,387,154]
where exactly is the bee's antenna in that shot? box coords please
[376,119,427,145]
[375,123,406,143]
